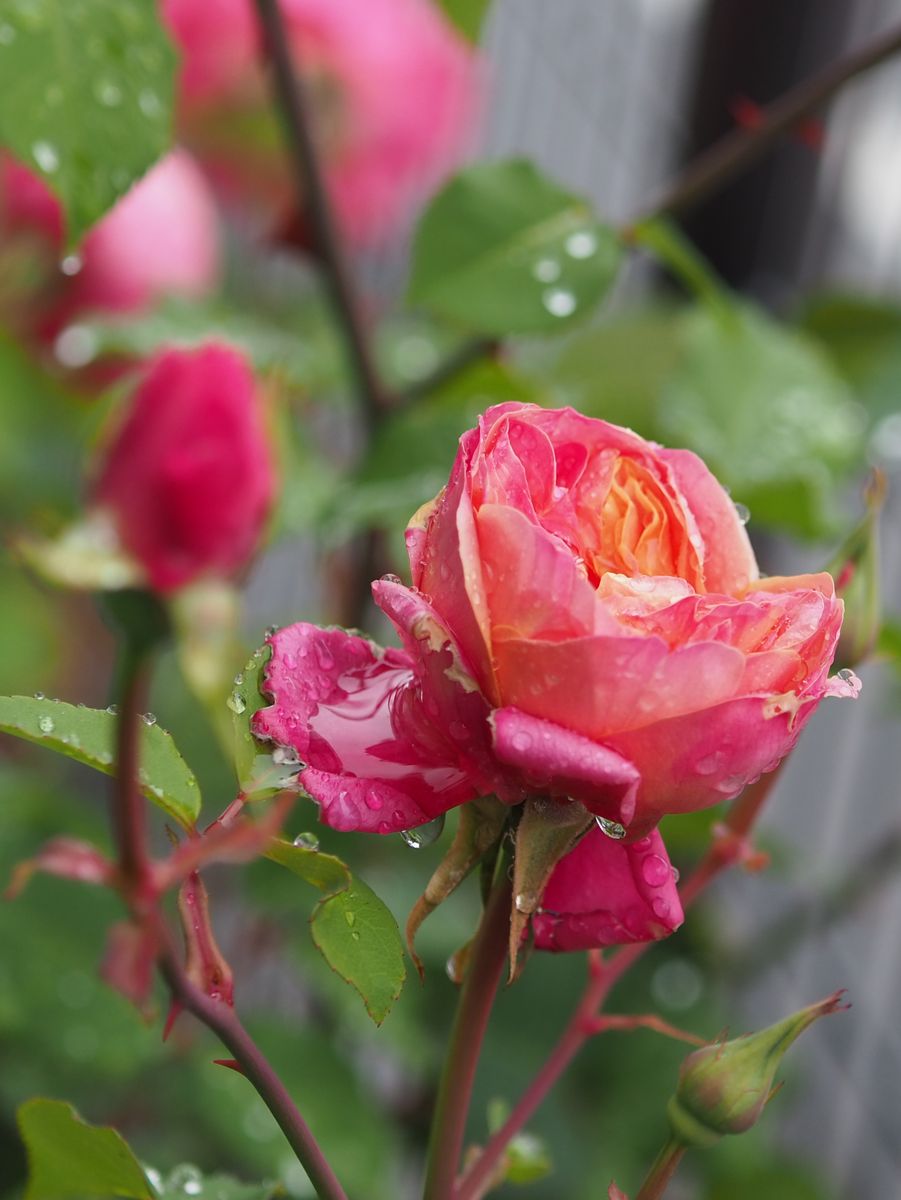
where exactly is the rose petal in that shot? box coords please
[253,623,475,833]
[491,708,639,826]
[533,825,684,951]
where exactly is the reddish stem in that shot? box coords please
[423,869,513,1200]
[112,649,152,900]
[456,769,784,1198]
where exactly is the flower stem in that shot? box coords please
[634,1136,685,1200]
[423,867,513,1200]
[458,769,784,1193]
[109,639,348,1200]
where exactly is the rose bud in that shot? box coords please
[253,405,859,951]
[0,150,220,341]
[667,991,847,1147]
[162,0,481,245]
[91,343,275,594]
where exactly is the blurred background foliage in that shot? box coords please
[2,0,901,1198]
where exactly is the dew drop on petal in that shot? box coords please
[733,501,751,525]
[595,815,626,840]
[400,814,445,849]
[641,854,670,887]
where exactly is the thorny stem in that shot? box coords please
[423,866,514,1200]
[634,1136,686,1200]
[110,647,348,1200]
[252,0,387,434]
[456,770,783,1199]
[635,18,901,225]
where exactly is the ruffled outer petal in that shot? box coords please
[252,623,476,833]
[533,826,683,952]
[491,708,639,826]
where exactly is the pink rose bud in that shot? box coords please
[253,405,859,951]
[162,0,481,244]
[0,150,220,339]
[91,344,275,594]
[668,991,847,1146]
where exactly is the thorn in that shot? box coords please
[162,999,183,1042]
[213,1058,245,1074]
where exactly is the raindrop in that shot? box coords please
[564,230,599,259]
[138,88,163,118]
[54,325,98,368]
[141,712,157,727]
[532,257,561,283]
[292,831,319,851]
[733,502,751,526]
[344,910,356,927]
[380,573,402,586]
[265,624,280,638]
[595,815,626,840]
[38,715,55,734]
[106,704,119,715]
[641,854,670,887]
[227,690,246,715]
[94,78,122,107]
[364,790,383,811]
[514,891,537,913]
[60,254,82,276]
[314,643,335,671]
[33,691,45,700]
[400,813,445,849]
[351,930,360,941]
[168,1166,204,1196]
[143,1167,163,1193]
[511,731,532,753]
[694,752,723,776]
[272,745,300,766]
[542,287,577,318]
[837,668,855,683]
[651,897,671,921]
[671,865,681,883]
[233,672,245,687]
[31,140,59,173]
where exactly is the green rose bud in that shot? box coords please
[667,990,847,1148]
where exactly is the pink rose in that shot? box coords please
[91,344,275,594]
[253,404,858,950]
[0,150,220,339]
[162,0,481,244]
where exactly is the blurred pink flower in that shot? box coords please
[91,344,275,593]
[161,0,482,244]
[0,150,220,338]
[253,404,858,949]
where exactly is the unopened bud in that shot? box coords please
[667,990,847,1147]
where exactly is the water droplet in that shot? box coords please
[292,831,319,851]
[141,712,157,727]
[344,910,356,927]
[671,865,680,883]
[514,891,537,913]
[400,814,445,849]
[595,815,626,840]
[837,668,854,683]
[314,643,335,671]
[38,715,55,734]
[651,897,671,921]
[511,731,532,753]
[227,690,246,715]
[695,752,723,776]
[380,573,402,586]
[33,691,45,700]
[641,854,670,887]
[542,287,577,318]
[94,78,122,107]
[144,1167,163,1192]
[351,930,360,941]
[532,257,561,283]
[364,789,384,812]
[54,324,98,368]
[168,1166,204,1196]
[733,502,751,525]
[138,88,163,118]
[233,672,245,687]
[564,230,599,259]
[272,744,300,766]
[106,704,119,715]
[31,140,59,173]
[0,23,16,44]
[60,253,82,276]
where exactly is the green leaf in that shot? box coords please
[435,0,491,40]
[409,159,621,336]
[17,1098,152,1200]
[267,838,405,1024]
[229,644,276,794]
[0,695,201,828]
[662,303,865,538]
[0,0,177,244]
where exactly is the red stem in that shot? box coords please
[110,647,348,1200]
[456,770,784,1198]
[423,869,513,1200]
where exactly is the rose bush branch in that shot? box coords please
[455,769,784,1200]
[106,633,349,1200]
